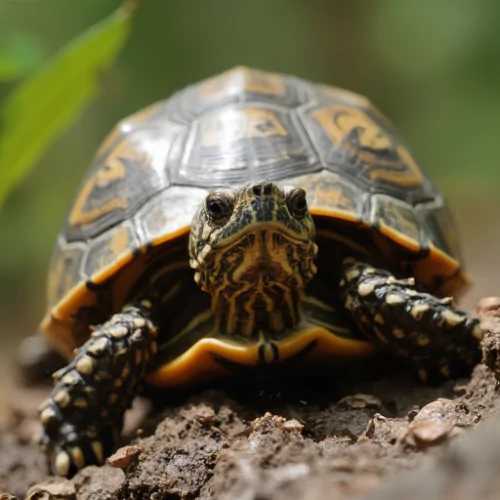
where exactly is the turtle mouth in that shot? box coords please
[210,222,313,250]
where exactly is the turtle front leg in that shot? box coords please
[37,301,157,477]
[338,259,483,381]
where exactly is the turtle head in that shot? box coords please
[189,181,317,335]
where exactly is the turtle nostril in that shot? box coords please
[252,183,273,197]
[252,185,262,196]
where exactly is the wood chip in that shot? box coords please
[106,445,143,469]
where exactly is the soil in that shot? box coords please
[2,298,500,500]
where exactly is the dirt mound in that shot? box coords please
[1,298,500,499]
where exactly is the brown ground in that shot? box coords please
[2,298,500,500]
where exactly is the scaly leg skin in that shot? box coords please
[339,259,484,382]
[37,301,158,477]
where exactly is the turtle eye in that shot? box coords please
[206,192,234,223]
[287,188,308,218]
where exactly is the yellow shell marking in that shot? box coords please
[68,140,139,229]
[94,126,121,158]
[311,105,423,187]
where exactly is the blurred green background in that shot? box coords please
[1,0,499,400]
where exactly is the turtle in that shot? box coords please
[34,66,483,477]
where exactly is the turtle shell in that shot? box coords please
[41,66,468,358]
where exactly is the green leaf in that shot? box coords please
[0,0,138,209]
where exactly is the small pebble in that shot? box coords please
[281,419,304,433]
[338,394,381,410]
[408,420,455,446]
[195,406,216,425]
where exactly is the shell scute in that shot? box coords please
[175,104,320,187]
[299,102,425,192]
